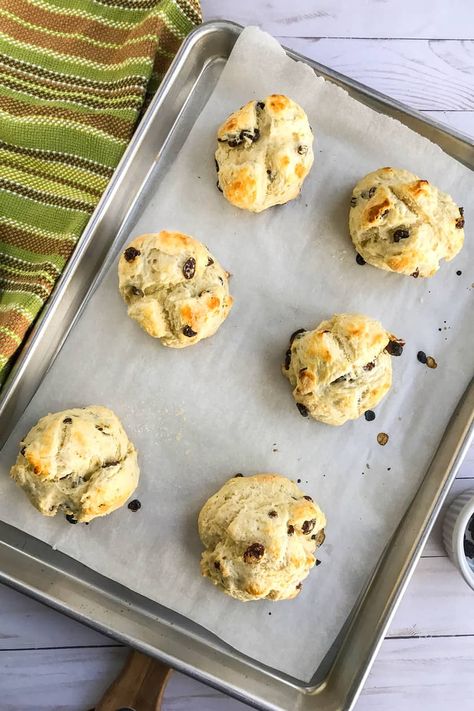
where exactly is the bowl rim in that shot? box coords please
[451,494,474,590]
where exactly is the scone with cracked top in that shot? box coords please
[198,473,326,602]
[283,314,403,426]
[118,231,233,348]
[349,167,464,277]
[215,94,314,212]
[10,406,139,523]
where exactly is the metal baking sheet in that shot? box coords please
[0,21,473,711]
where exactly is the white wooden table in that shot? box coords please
[2,2,473,709]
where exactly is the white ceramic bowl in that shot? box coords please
[442,488,474,591]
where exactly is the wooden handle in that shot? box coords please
[95,649,172,711]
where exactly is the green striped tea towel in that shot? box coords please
[0,0,201,387]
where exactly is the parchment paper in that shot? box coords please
[1,27,473,681]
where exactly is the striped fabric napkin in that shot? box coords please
[0,0,201,387]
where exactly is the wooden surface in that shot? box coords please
[2,1,473,709]
[95,650,172,711]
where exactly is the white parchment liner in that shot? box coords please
[1,28,473,680]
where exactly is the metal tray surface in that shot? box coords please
[1,21,473,711]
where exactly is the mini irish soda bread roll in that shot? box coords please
[283,314,404,426]
[198,473,326,602]
[215,95,314,212]
[349,167,464,277]
[10,406,139,523]
[118,231,233,348]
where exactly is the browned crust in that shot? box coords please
[366,198,390,223]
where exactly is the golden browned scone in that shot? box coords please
[215,95,314,212]
[10,406,139,523]
[349,167,464,277]
[198,473,326,602]
[118,231,233,348]
[283,314,403,426]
